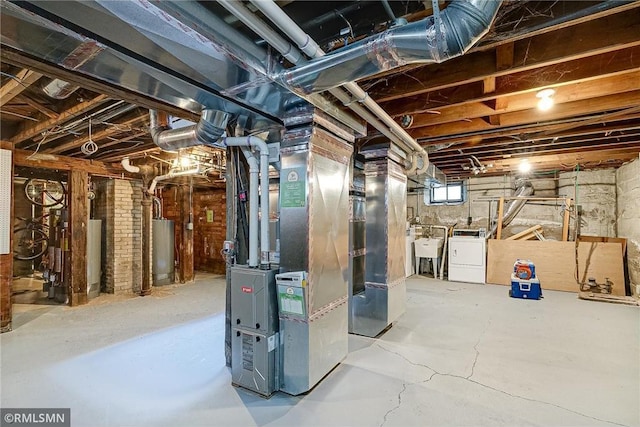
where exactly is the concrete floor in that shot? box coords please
[1,273,638,427]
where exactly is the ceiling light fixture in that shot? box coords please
[536,88,556,111]
[519,159,531,173]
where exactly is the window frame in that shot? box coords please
[426,181,465,205]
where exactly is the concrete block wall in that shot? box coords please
[408,175,566,240]
[409,169,617,240]
[559,168,617,237]
[93,178,143,294]
[616,158,640,296]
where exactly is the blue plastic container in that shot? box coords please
[510,275,542,300]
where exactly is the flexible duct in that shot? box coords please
[488,179,534,238]
[149,109,230,152]
[274,0,502,94]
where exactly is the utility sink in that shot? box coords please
[414,238,444,259]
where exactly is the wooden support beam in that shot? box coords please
[411,90,640,139]
[0,141,13,333]
[484,97,509,112]
[496,197,504,240]
[562,198,572,242]
[372,11,640,102]
[179,184,194,283]
[0,69,42,107]
[68,169,88,306]
[488,115,501,126]
[67,131,148,156]
[10,95,110,144]
[48,114,147,155]
[400,69,640,129]
[13,148,125,177]
[15,94,59,119]
[495,42,514,71]
[506,225,543,241]
[419,112,640,149]
[489,149,639,171]
[482,76,496,94]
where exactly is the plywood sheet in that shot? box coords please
[487,240,625,295]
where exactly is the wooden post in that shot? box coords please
[140,195,152,295]
[69,169,88,306]
[0,141,14,332]
[562,198,572,241]
[496,197,505,240]
[179,184,194,282]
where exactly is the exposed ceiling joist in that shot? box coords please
[0,68,42,107]
[10,94,110,144]
[368,11,640,102]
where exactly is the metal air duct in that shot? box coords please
[488,178,534,238]
[228,0,445,180]
[274,0,502,95]
[41,78,80,100]
[150,109,230,152]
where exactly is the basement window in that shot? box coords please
[427,182,464,205]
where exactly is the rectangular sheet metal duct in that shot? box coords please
[348,156,366,333]
[278,114,353,395]
[351,145,407,337]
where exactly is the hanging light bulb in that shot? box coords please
[519,159,531,173]
[180,156,192,168]
[536,88,556,111]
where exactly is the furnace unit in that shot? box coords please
[230,267,279,396]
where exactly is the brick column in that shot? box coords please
[93,178,143,294]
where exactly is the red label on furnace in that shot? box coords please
[241,287,253,293]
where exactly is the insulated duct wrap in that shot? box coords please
[278,0,502,94]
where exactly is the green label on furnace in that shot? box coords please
[278,285,305,316]
[281,167,306,208]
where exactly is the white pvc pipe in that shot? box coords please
[249,0,430,163]
[121,157,140,174]
[429,225,449,280]
[218,0,412,153]
[224,136,271,269]
[240,147,260,268]
[147,166,200,194]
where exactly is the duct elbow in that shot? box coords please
[121,157,140,174]
[196,109,231,143]
[150,109,230,152]
[439,1,502,60]
[416,153,430,175]
[406,154,419,174]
